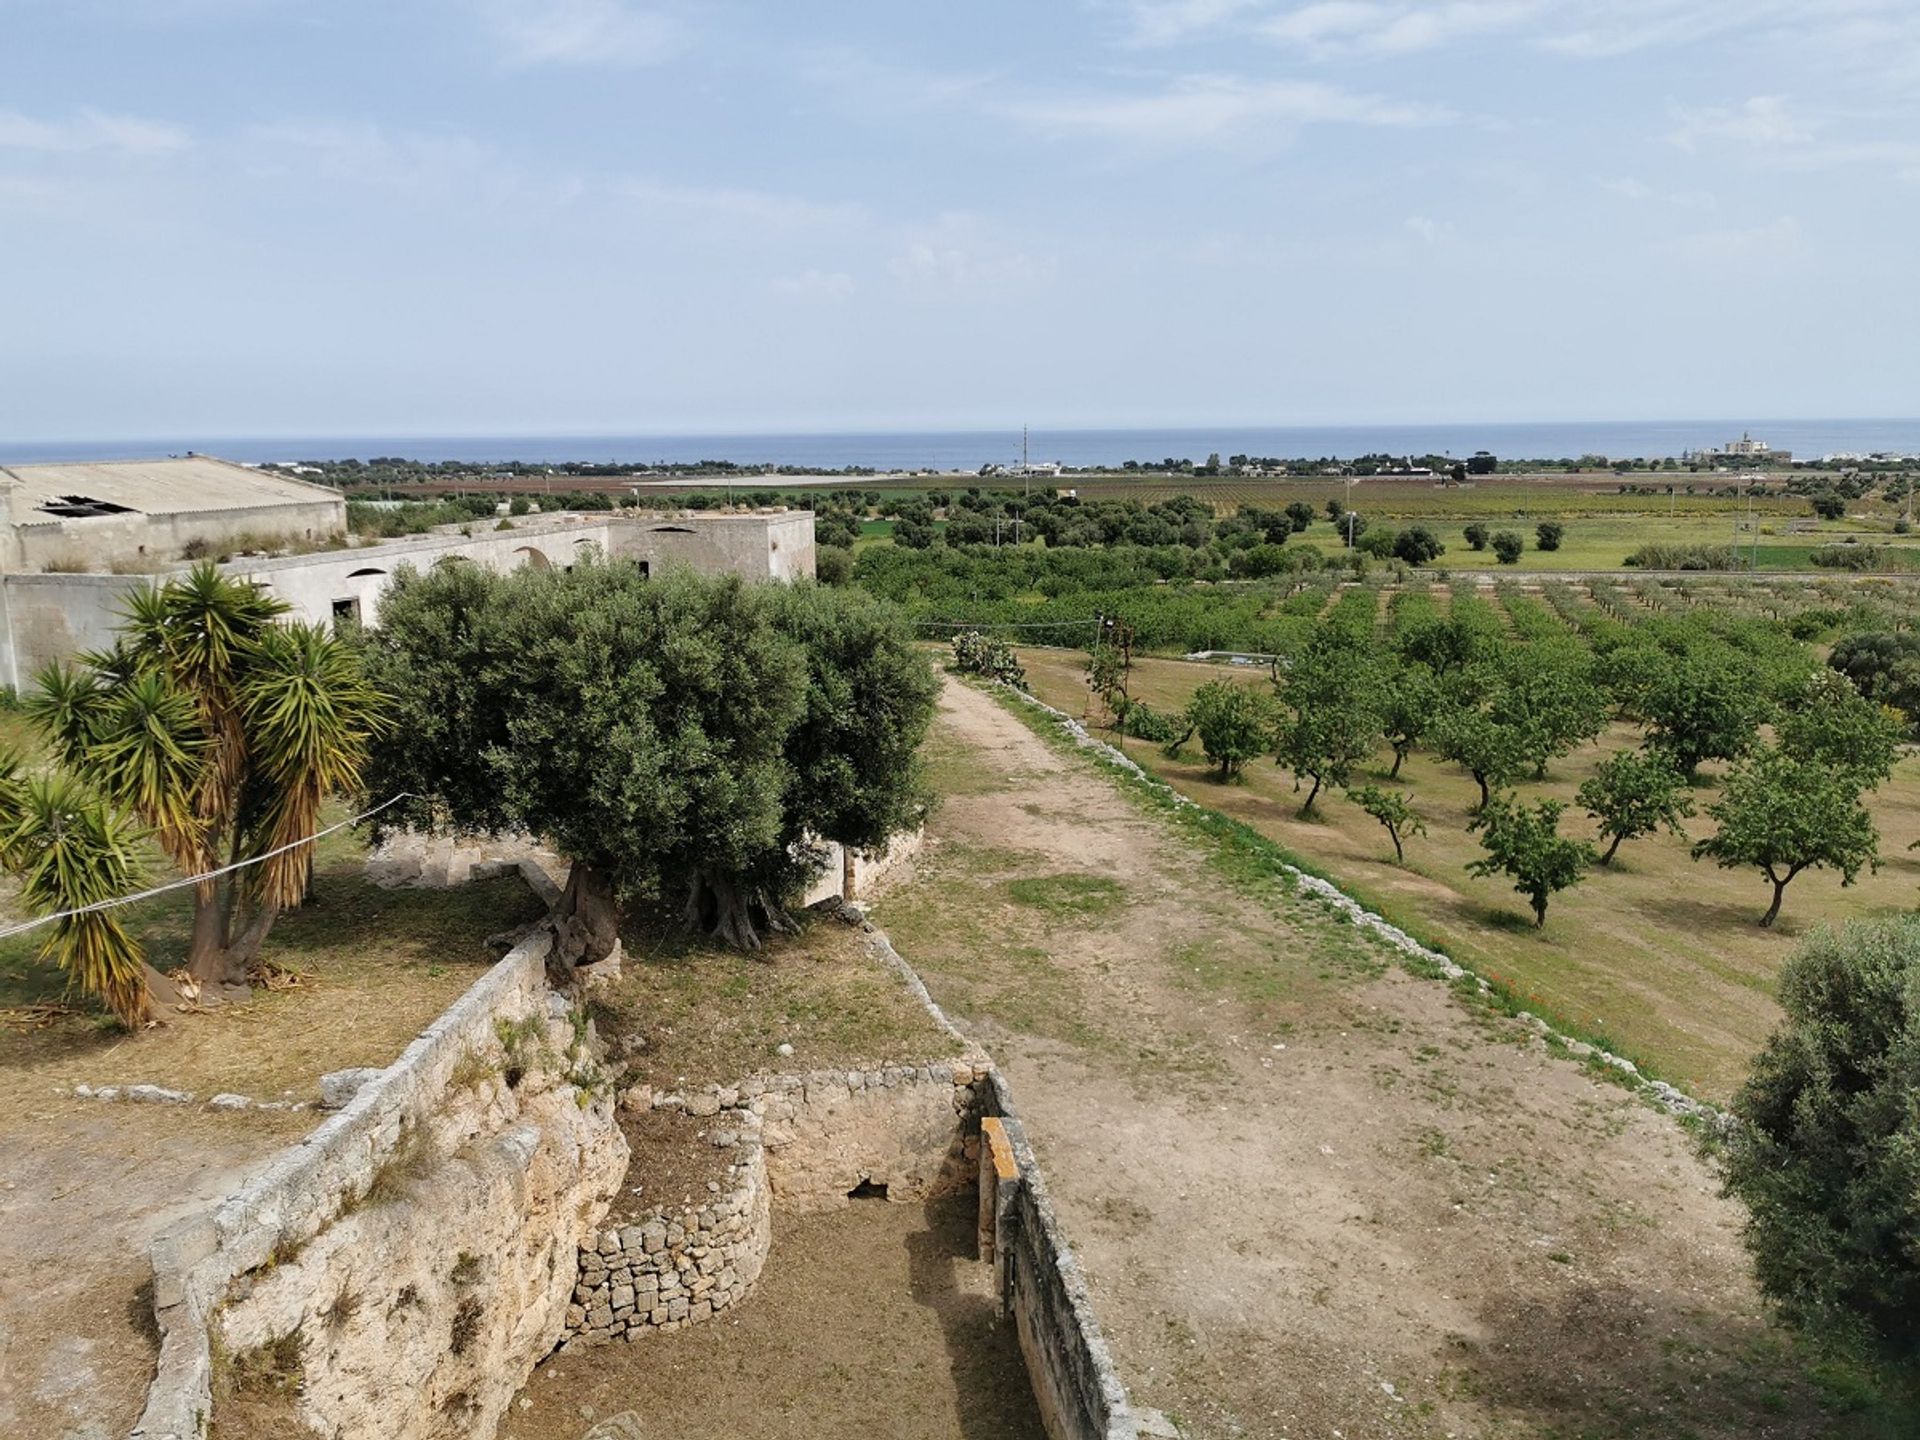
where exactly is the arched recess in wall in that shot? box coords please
[512,547,552,570]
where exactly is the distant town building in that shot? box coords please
[0,456,815,688]
[1689,433,1792,466]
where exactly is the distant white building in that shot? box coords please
[0,456,816,688]
[1693,433,1792,465]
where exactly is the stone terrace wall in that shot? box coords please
[134,932,627,1440]
[564,1059,985,1347]
[567,1108,771,1343]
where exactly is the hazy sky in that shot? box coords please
[3,0,1917,440]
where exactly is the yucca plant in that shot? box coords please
[16,564,387,1019]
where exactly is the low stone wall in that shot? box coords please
[133,932,628,1440]
[750,1060,983,1211]
[845,825,924,900]
[564,1058,985,1348]
[568,1109,771,1342]
[981,1070,1140,1440]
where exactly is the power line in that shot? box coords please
[0,791,417,943]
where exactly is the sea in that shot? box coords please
[6,419,1920,472]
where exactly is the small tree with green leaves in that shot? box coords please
[1464,522,1489,551]
[1274,618,1385,812]
[1535,520,1565,552]
[1381,664,1438,779]
[1693,746,1880,927]
[1180,679,1278,780]
[1777,670,1901,787]
[950,630,1026,688]
[1351,785,1425,863]
[1576,748,1694,864]
[1467,794,1594,927]
[1491,531,1524,565]
[1722,917,1920,1365]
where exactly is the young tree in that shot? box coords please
[1777,670,1902,787]
[27,565,386,1003]
[364,563,937,956]
[1380,664,1438,779]
[1467,794,1594,927]
[1181,679,1278,780]
[1692,746,1879,927]
[1429,670,1530,807]
[892,517,936,549]
[1274,619,1385,812]
[1392,526,1445,565]
[1491,531,1524,564]
[1463,522,1490,551]
[1351,784,1425,863]
[1722,917,1920,1364]
[1284,500,1316,533]
[1502,647,1608,778]
[1639,645,1771,776]
[1576,748,1694,864]
[1535,520,1566,552]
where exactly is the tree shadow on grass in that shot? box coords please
[1465,1277,1893,1440]
[902,1190,1047,1440]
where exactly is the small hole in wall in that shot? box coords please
[848,1178,889,1201]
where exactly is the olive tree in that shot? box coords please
[1692,745,1879,927]
[1491,531,1524,564]
[1723,917,1920,1363]
[1576,748,1694,864]
[363,562,938,959]
[1466,794,1594,927]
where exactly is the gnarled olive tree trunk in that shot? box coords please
[682,868,798,952]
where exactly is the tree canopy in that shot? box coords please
[363,561,938,954]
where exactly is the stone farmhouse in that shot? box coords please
[0,456,815,688]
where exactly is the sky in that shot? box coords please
[2,0,1917,441]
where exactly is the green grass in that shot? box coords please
[1003,872,1125,918]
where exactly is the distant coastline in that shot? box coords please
[7,418,1920,472]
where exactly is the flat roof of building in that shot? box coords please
[0,456,343,525]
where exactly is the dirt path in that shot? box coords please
[874,679,1851,1440]
[0,1099,302,1439]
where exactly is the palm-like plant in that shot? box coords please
[0,756,153,1028]
[13,564,387,1021]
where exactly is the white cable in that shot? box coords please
[0,791,417,942]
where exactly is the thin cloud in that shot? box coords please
[1260,1,1542,56]
[471,0,682,68]
[998,74,1453,146]
[0,108,190,157]
[1668,96,1810,152]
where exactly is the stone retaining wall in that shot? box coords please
[567,1109,771,1343]
[564,1057,985,1347]
[133,932,627,1440]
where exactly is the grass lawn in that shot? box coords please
[1015,646,1920,1102]
[587,914,961,1091]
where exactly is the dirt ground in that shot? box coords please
[0,868,541,1440]
[507,1191,1044,1440]
[870,678,1865,1440]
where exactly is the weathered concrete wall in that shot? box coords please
[9,497,345,575]
[133,932,627,1440]
[845,825,924,901]
[980,1070,1139,1440]
[0,571,144,690]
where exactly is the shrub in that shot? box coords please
[1180,678,1278,779]
[1811,544,1888,571]
[1535,520,1565,552]
[950,630,1026,688]
[1464,522,1489,551]
[814,545,854,585]
[1723,917,1920,1363]
[1491,531,1524,565]
[1392,525,1445,565]
[1116,699,1183,744]
[1623,543,1738,570]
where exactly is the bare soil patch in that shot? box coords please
[870,677,1867,1440]
[603,1105,735,1225]
[506,1191,1043,1440]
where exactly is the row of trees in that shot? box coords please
[1104,585,1899,928]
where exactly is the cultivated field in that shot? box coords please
[1011,611,1920,1103]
